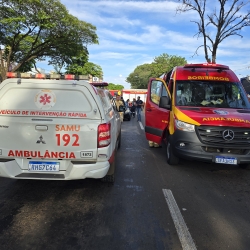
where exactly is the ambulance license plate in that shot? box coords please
[215,156,237,165]
[28,161,60,172]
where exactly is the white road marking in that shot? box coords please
[138,121,144,130]
[162,189,197,250]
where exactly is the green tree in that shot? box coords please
[176,0,250,63]
[151,53,187,76]
[66,61,103,77]
[16,58,36,73]
[126,53,187,88]
[64,49,103,77]
[107,83,124,90]
[51,47,89,74]
[0,0,98,80]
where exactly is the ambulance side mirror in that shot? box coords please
[159,96,170,109]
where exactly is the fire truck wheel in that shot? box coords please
[166,141,179,165]
[239,163,249,169]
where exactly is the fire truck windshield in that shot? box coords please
[175,80,250,109]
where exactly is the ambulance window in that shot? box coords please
[150,80,163,105]
[97,89,112,113]
[108,93,118,111]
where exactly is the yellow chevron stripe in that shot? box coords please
[174,107,200,125]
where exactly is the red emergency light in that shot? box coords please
[6,72,17,78]
[35,73,46,79]
[6,72,90,81]
[184,63,229,70]
[64,74,75,80]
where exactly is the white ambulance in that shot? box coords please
[0,73,122,183]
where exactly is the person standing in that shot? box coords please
[130,98,136,117]
[125,99,130,109]
[136,96,143,122]
[120,96,126,106]
[115,95,124,122]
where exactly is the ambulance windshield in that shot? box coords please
[175,80,250,109]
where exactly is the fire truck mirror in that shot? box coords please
[159,96,170,109]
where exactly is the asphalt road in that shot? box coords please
[0,113,250,250]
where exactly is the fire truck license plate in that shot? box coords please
[28,161,60,172]
[215,156,237,165]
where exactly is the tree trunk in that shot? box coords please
[212,43,218,63]
[0,49,7,82]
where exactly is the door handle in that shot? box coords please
[35,125,48,131]
[146,108,152,111]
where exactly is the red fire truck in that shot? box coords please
[145,63,250,167]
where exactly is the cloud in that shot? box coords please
[97,25,165,44]
[62,0,178,14]
[61,0,193,26]
[45,0,250,85]
[89,51,135,60]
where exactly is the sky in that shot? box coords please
[39,0,250,89]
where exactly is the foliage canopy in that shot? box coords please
[0,0,98,80]
[107,83,124,90]
[126,53,187,88]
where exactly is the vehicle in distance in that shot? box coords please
[145,63,250,168]
[0,73,121,183]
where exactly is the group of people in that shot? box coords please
[125,96,144,122]
[115,95,144,122]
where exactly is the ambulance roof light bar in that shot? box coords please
[6,72,90,80]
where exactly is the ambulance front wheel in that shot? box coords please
[166,141,179,165]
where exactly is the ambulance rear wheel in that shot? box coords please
[166,141,179,165]
[102,160,115,183]
[118,130,121,149]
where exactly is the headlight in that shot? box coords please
[175,120,195,132]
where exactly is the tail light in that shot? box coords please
[98,123,111,148]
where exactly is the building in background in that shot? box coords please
[122,89,147,102]
[109,89,147,102]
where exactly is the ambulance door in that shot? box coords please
[145,78,171,144]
